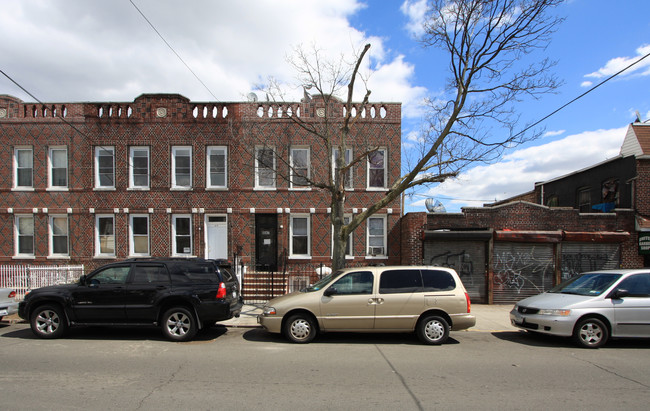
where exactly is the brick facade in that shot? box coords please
[0,94,401,271]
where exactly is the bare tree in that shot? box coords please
[247,0,564,271]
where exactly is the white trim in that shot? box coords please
[171,146,192,189]
[289,214,311,258]
[95,214,116,257]
[332,147,353,190]
[366,215,387,257]
[13,146,33,190]
[48,146,68,189]
[290,146,311,190]
[48,214,69,257]
[14,214,35,258]
[206,145,228,189]
[255,146,276,189]
[94,146,115,189]
[129,214,150,257]
[129,146,150,189]
[172,214,193,256]
[367,148,387,189]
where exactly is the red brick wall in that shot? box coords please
[0,94,401,270]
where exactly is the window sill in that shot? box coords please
[288,256,312,260]
[12,255,35,260]
[12,187,35,192]
[93,256,117,260]
[170,187,193,191]
[254,187,277,191]
[365,256,388,260]
[93,187,116,191]
[127,187,150,191]
[47,256,71,260]
[289,188,312,191]
[366,187,389,192]
[46,188,69,192]
[206,187,229,191]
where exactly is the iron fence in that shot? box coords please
[0,264,85,300]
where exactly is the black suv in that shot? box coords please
[18,258,243,341]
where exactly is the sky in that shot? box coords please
[1,0,649,213]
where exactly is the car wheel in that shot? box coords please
[417,315,449,345]
[573,317,609,348]
[30,304,67,339]
[283,313,317,343]
[161,307,197,342]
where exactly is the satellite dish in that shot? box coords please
[425,198,446,213]
[247,92,258,102]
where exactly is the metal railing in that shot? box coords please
[0,264,85,300]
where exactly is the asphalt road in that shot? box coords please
[1,322,650,410]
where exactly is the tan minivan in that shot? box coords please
[258,266,476,344]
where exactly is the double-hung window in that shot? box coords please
[367,215,387,257]
[129,214,150,256]
[171,146,192,189]
[367,148,387,190]
[129,147,150,189]
[95,215,115,257]
[332,147,353,190]
[255,146,276,189]
[332,214,353,258]
[172,214,193,256]
[207,146,227,189]
[48,146,68,190]
[14,147,33,190]
[290,147,310,189]
[290,214,311,258]
[95,146,115,189]
[15,215,34,257]
[49,215,69,257]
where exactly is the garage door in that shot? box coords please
[561,243,620,281]
[492,242,555,304]
[424,241,487,303]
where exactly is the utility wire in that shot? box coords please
[129,0,219,101]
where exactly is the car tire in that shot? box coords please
[161,307,197,342]
[417,315,449,345]
[573,317,609,348]
[283,313,317,343]
[30,304,67,339]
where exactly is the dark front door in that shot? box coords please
[255,214,277,271]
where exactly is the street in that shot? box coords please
[2,320,650,410]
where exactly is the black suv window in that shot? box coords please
[90,266,130,285]
[131,264,170,284]
[421,269,456,292]
[169,261,220,284]
[379,269,423,294]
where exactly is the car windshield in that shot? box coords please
[305,271,340,292]
[549,273,622,296]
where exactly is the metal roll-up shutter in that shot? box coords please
[561,243,621,281]
[492,242,555,304]
[423,240,487,303]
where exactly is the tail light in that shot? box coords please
[8,290,16,299]
[465,292,471,313]
[216,282,227,299]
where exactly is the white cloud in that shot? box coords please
[585,44,650,79]
[542,129,565,138]
[0,0,425,118]
[401,0,428,37]
[580,81,593,88]
[409,126,627,212]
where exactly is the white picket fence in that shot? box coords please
[0,264,85,300]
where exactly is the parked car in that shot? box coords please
[0,288,19,322]
[18,258,243,341]
[510,269,650,348]
[258,266,475,344]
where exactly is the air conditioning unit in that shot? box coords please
[368,246,385,256]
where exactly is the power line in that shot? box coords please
[129,0,219,101]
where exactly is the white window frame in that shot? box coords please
[255,146,276,190]
[367,148,387,190]
[94,146,115,190]
[171,146,192,190]
[129,146,150,190]
[14,215,35,258]
[13,146,33,190]
[332,147,353,190]
[332,214,353,258]
[48,146,68,190]
[290,146,311,190]
[289,214,311,258]
[129,214,150,257]
[206,146,228,189]
[366,215,387,258]
[172,214,193,256]
[95,214,116,258]
[48,215,69,258]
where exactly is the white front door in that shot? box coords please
[205,215,228,260]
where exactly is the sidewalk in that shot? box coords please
[2,304,517,332]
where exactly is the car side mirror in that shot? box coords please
[78,275,87,286]
[324,287,337,297]
[609,289,630,299]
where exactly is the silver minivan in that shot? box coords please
[258,266,475,344]
[510,269,650,348]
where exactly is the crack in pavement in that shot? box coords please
[375,345,424,411]
[576,357,650,388]
[136,363,183,410]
